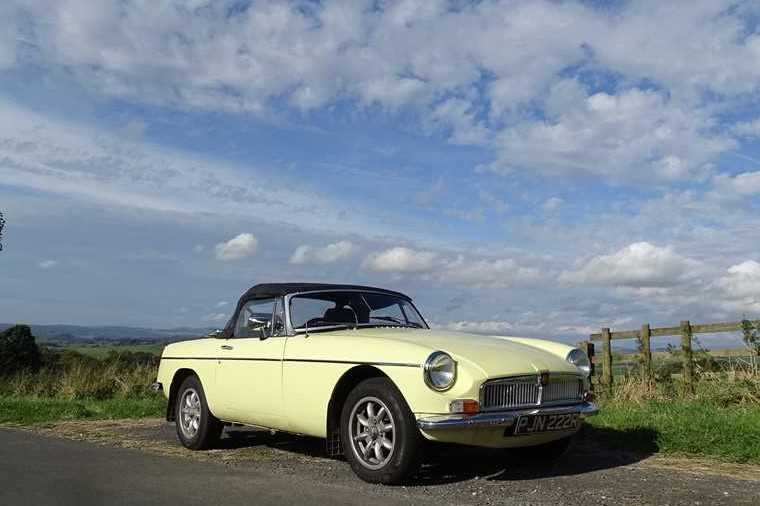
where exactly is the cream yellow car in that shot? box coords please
[154,283,597,484]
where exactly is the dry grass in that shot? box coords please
[1,361,158,400]
[600,372,760,406]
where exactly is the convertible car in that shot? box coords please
[153,283,597,484]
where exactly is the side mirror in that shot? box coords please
[247,317,271,338]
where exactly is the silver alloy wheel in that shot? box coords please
[349,396,396,470]
[179,388,202,439]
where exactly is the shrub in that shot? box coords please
[0,325,42,375]
[742,319,760,357]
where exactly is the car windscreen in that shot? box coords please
[289,291,427,330]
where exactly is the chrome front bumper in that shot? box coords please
[150,382,163,392]
[416,402,598,430]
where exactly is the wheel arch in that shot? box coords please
[326,365,397,457]
[166,368,197,421]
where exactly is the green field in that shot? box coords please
[0,396,165,425]
[60,342,165,359]
[588,401,760,464]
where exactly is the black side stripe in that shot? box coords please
[161,357,420,368]
[161,357,278,362]
[287,358,420,368]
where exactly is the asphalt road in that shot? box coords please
[2,423,760,506]
[0,428,422,506]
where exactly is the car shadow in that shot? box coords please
[213,424,659,486]
[412,426,659,485]
[218,426,328,458]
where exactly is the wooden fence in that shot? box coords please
[581,319,759,391]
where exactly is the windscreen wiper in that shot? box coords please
[369,316,422,328]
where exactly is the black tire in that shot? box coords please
[340,377,422,485]
[175,375,223,450]
[510,435,574,461]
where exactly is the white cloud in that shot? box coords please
[734,119,760,138]
[38,259,58,269]
[543,197,564,213]
[2,0,755,185]
[560,242,702,288]
[713,261,760,312]
[437,320,515,335]
[427,98,491,146]
[214,233,258,261]
[433,315,635,339]
[0,99,375,236]
[363,246,541,288]
[289,241,355,265]
[363,246,439,273]
[711,171,760,199]
[440,256,541,288]
[192,244,205,254]
[593,1,760,97]
[215,301,229,308]
[486,85,732,183]
[204,312,229,323]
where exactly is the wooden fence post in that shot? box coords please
[585,341,596,381]
[601,327,613,389]
[680,320,694,392]
[578,340,596,390]
[640,323,652,384]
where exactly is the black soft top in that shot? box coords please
[222,283,413,336]
[239,282,412,301]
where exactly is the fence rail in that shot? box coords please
[582,319,759,392]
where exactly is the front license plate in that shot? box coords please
[509,413,579,436]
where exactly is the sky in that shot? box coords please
[1,0,760,346]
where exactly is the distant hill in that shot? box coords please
[0,323,215,342]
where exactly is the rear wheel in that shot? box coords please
[175,375,222,450]
[341,377,421,484]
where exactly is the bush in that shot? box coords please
[0,325,42,375]
[742,319,760,357]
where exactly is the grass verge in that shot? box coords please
[587,400,760,464]
[0,395,165,425]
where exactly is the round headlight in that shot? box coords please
[566,348,591,376]
[424,351,457,391]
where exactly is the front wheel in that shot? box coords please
[341,377,422,484]
[175,375,223,450]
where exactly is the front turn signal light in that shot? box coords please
[449,399,479,414]
[583,391,594,402]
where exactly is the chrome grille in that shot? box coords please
[542,378,583,403]
[482,379,539,409]
[480,375,583,411]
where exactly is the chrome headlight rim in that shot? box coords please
[566,348,591,376]
[423,351,457,392]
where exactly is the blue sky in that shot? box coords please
[1,0,760,346]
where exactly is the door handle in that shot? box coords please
[221,345,234,350]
